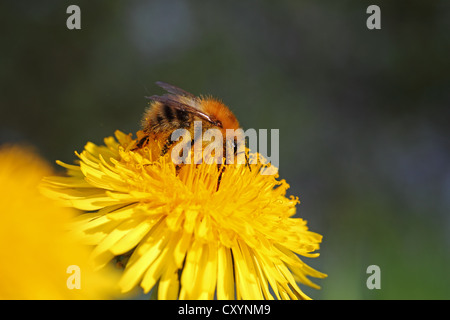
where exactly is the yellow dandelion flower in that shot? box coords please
[41,130,326,299]
[0,146,119,299]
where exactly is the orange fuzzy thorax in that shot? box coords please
[200,97,240,132]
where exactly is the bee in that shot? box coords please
[135,81,244,164]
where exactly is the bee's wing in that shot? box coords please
[155,81,196,99]
[146,95,221,127]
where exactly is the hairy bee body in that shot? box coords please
[141,100,217,146]
[136,82,242,158]
[141,102,193,148]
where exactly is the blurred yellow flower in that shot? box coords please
[0,146,118,299]
[41,130,326,299]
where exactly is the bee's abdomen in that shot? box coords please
[163,104,191,128]
[163,104,175,122]
[145,103,192,133]
[175,108,190,126]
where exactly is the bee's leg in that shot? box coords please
[160,140,175,156]
[132,135,149,151]
[245,152,251,171]
[216,164,226,191]
[173,136,201,176]
[175,164,182,175]
[173,140,196,176]
[233,149,251,171]
[191,129,203,164]
[232,137,251,171]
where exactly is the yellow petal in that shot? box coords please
[109,217,155,255]
[216,245,235,300]
[232,240,263,300]
[180,239,203,299]
[158,264,180,300]
[201,242,218,299]
[140,234,178,293]
[90,217,146,269]
[119,219,167,293]
[173,230,192,268]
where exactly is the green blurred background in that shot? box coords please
[1,1,449,299]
